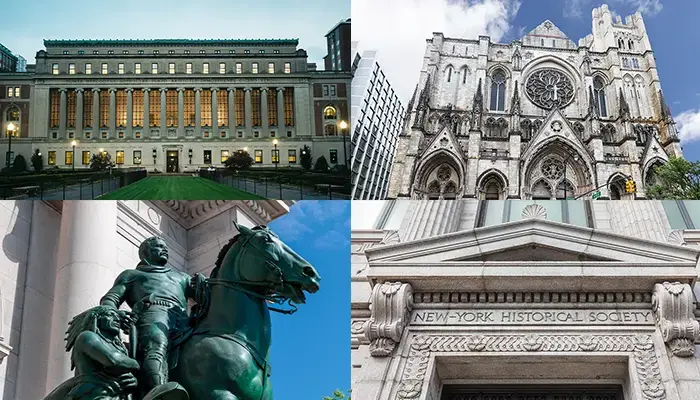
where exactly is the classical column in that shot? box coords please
[75,88,84,138]
[143,88,150,133]
[160,88,167,133]
[46,201,118,391]
[126,88,133,138]
[194,88,202,137]
[244,87,252,132]
[109,88,116,138]
[177,88,185,137]
[92,88,100,138]
[228,88,235,131]
[276,87,285,133]
[211,88,219,137]
[59,88,67,139]
[261,87,269,133]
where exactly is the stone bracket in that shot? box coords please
[652,281,700,357]
[363,282,414,357]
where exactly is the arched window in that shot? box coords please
[601,124,616,143]
[427,180,440,200]
[446,66,452,83]
[632,59,639,68]
[5,106,20,137]
[593,77,607,117]
[622,58,629,68]
[443,181,457,199]
[520,119,533,140]
[490,69,506,111]
[462,67,468,84]
[618,38,625,49]
[628,39,634,50]
[323,105,337,120]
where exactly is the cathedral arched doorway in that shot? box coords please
[607,173,627,200]
[412,152,465,199]
[522,142,593,200]
[477,170,508,199]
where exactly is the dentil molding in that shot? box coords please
[652,281,700,357]
[363,282,414,357]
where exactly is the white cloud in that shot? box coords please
[611,0,663,16]
[352,0,521,105]
[676,109,700,144]
[563,0,587,19]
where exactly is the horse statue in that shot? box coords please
[170,222,321,400]
[45,222,321,400]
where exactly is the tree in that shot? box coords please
[224,150,254,170]
[323,389,350,400]
[31,149,43,172]
[646,156,700,199]
[300,145,312,171]
[90,152,115,171]
[12,154,27,173]
[314,155,329,172]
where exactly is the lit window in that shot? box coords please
[85,63,92,74]
[169,63,175,74]
[152,63,158,74]
[13,87,19,98]
[82,151,90,165]
[123,50,129,54]
[168,50,175,55]
[48,151,56,165]
[271,149,279,163]
[102,132,107,138]
[268,62,275,74]
[288,149,296,163]
[329,149,338,164]
[203,63,209,74]
[186,63,192,74]
[85,132,91,139]
[235,63,242,74]
[219,62,226,74]
[118,63,125,74]
[52,64,59,75]
[135,132,141,138]
[215,50,221,54]
[107,50,114,55]
[135,63,141,74]
[220,131,226,138]
[221,150,230,163]
[6,87,11,97]
[133,150,142,164]
[65,151,73,165]
[101,63,108,74]
[254,150,263,163]
[330,85,336,96]
[284,62,291,73]
[252,63,258,74]
[69,63,76,75]
[116,151,124,164]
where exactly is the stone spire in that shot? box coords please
[618,88,630,121]
[658,89,679,140]
[470,78,483,130]
[406,84,418,114]
[412,75,431,129]
[658,89,673,122]
[588,86,599,119]
[511,81,521,115]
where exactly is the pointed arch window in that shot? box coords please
[593,77,607,117]
[628,39,634,50]
[490,69,506,111]
[446,66,452,83]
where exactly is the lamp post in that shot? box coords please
[6,122,15,168]
[71,140,77,171]
[272,139,279,171]
[188,148,193,164]
[339,120,348,166]
[562,153,580,200]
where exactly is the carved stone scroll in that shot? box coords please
[652,282,700,357]
[363,282,414,357]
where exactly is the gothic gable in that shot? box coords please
[522,20,576,47]
[521,108,591,163]
[418,124,464,161]
[639,131,670,176]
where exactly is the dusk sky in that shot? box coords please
[353,0,700,160]
[0,0,349,69]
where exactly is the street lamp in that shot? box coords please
[188,148,193,164]
[6,122,15,168]
[339,120,348,166]
[71,140,77,171]
[562,153,580,199]
[272,139,279,171]
[243,146,248,152]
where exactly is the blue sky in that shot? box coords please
[268,200,350,400]
[0,0,349,68]
[353,0,700,160]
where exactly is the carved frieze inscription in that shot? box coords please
[412,309,654,326]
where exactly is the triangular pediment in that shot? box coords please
[522,20,575,47]
[521,108,594,167]
[366,217,698,264]
[419,124,464,161]
[639,132,670,176]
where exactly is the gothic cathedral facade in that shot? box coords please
[387,4,682,200]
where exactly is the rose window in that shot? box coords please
[541,158,564,180]
[525,69,575,110]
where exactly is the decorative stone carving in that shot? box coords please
[381,230,401,245]
[521,203,547,220]
[667,230,686,246]
[470,79,483,131]
[396,334,666,399]
[363,282,414,357]
[525,69,575,109]
[652,282,700,357]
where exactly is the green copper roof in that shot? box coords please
[0,42,15,56]
[43,38,299,47]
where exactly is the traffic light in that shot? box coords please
[625,179,636,193]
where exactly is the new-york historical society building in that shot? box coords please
[388,4,681,200]
[0,199,291,399]
[0,37,350,172]
[352,200,700,400]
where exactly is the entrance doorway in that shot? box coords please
[166,150,179,173]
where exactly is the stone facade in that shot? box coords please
[0,199,290,399]
[0,38,351,172]
[388,4,682,201]
[352,200,700,400]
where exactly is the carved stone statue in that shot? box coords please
[45,223,321,400]
[43,306,140,400]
